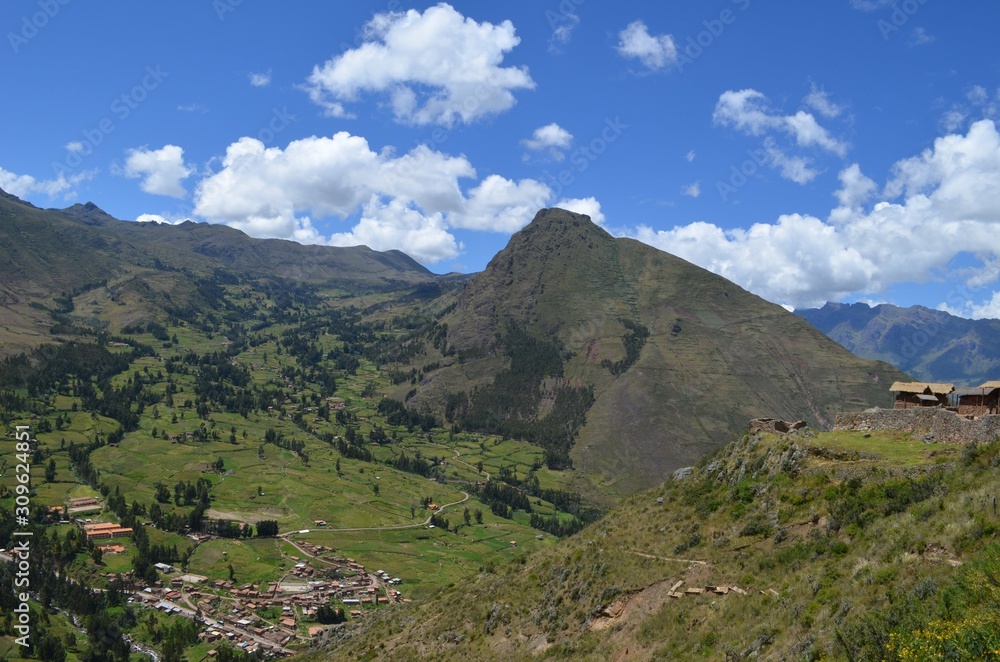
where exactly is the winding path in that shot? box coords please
[278,489,470,536]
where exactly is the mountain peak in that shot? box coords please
[516,207,613,244]
[56,201,117,226]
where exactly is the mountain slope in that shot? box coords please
[413,209,907,496]
[0,189,436,353]
[798,302,1000,385]
[310,428,1000,661]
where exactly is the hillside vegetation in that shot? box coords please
[311,428,1000,661]
[417,209,908,496]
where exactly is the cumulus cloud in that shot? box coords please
[451,175,551,232]
[329,196,459,263]
[616,20,677,71]
[0,165,94,200]
[522,123,573,161]
[192,131,552,262]
[305,3,534,125]
[554,196,605,225]
[122,145,194,198]
[626,120,1000,309]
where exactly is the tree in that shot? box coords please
[463,507,471,526]
[45,458,57,482]
[228,563,235,581]
[91,546,103,565]
[336,458,341,474]
[373,483,380,496]
[474,508,483,524]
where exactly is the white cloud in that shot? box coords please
[834,163,877,207]
[941,85,1000,132]
[685,150,696,162]
[763,141,819,184]
[522,123,573,161]
[909,27,935,46]
[627,120,1000,309]
[616,20,677,71]
[715,89,847,156]
[192,131,554,260]
[554,196,605,225]
[135,213,169,224]
[941,291,1000,320]
[0,166,94,199]
[122,145,194,199]
[249,70,272,87]
[305,3,534,126]
[803,85,844,119]
[682,182,701,198]
[548,12,579,53]
[178,103,209,113]
[195,133,474,225]
[713,89,848,184]
[451,175,551,232]
[65,141,85,153]
[329,196,459,263]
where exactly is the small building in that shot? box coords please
[890,381,954,409]
[957,382,1000,416]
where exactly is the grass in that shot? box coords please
[303,427,1000,660]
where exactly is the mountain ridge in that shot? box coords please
[410,208,908,497]
[797,301,1000,385]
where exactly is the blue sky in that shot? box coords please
[3,1,1000,316]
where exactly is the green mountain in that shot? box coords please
[798,302,1000,386]
[410,209,907,498]
[310,427,1000,661]
[0,188,436,354]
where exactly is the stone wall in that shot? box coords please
[749,418,808,434]
[834,408,1000,444]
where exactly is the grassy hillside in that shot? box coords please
[413,209,908,497]
[0,189,437,356]
[798,302,1000,385]
[310,427,1000,661]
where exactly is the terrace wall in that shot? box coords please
[834,408,1000,444]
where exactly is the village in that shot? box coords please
[37,491,411,659]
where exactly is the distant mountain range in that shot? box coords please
[0,189,439,355]
[797,302,1000,386]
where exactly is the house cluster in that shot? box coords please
[82,521,134,540]
[891,381,1000,417]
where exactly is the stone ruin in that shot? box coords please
[748,418,808,434]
